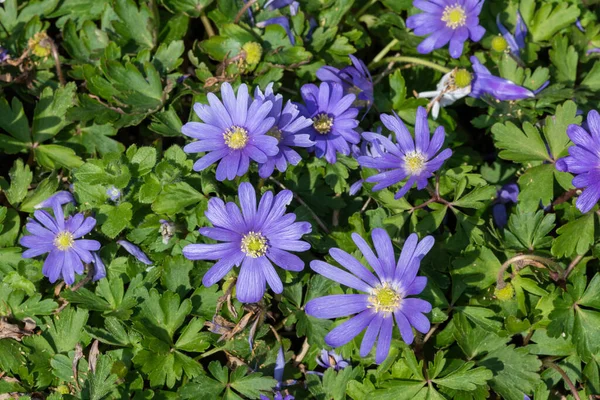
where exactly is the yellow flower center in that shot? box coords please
[313,113,334,135]
[491,35,508,53]
[54,231,75,251]
[28,32,52,58]
[441,4,467,29]
[266,127,282,142]
[369,284,401,313]
[223,126,249,150]
[404,151,427,175]
[242,41,263,66]
[494,283,515,301]
[241,231,268,258]
[454,69,472,88]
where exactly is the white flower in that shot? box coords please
[417,69,471,120]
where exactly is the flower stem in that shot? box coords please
[374,56,452,74]
[355,0,378,18]
[496,254,562,289]
[543,360,581,400]
[200,12,215,37]
[369,38,399,67]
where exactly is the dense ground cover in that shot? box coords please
[1,0,600,398]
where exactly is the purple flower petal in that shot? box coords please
[305,294,370,318]
[325,309,375,347]
[117,240,153,265]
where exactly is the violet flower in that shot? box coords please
[556,109,600,213]
[0,47,8,63]
[496,11,527,57]
[305,229,433,364]
[254,83,314,178]
[20,200,100,285]
[298,82,360,164]
[406,0,486,59]
[117,240,153,265]
[92,252,107,281]
[317,55,374,114]
[349,133,387,195]
[35,191,75,209]
[182,183,311,303]
[358,107,452,200]
[182,83,279,181]
[260,347,294,400]
[469,56,541,101]
[315,350,349,372]
[492,183,519,227]
[106,186,121,202]
[256,0,299,46]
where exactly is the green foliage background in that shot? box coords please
[1,0,600,399]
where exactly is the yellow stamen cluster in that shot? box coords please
[453,69,472,88]
[494,283,515,301]
[242,41,263,66]
[369,284,401,313]
[28,32,52,58]
[224,126,249,150]
[241,231,268,258]
[491,36,508,53]
[54,231,75,251]
[441,4,467,29]
[313,113,334,135]
[404,151,427,175]
[266,127,282,142]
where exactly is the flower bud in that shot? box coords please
[494,283,515,301]
[242,42,263,66]
[454,69,472,88]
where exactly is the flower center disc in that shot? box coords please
[241,231,268,258]
[369,284,401,313]
[442,4,467,29]
[267,127,282,142]
[54,231,75,251]
[404,151,427,174]
[453,69,472,88]
[313,113,334,135]
[224,126,249,149]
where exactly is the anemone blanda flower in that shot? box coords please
[305,229,433,364]
[117,240,153,265]
[469,56,546,101]
[406,0,485,59]
[92,252,107,282]
[316,55,374,114]
[254,84,314,178]
[417,68,472,120]
[20,196,101,285]
[298,82,360,164]
[182,182,311,303]
[492,182,519,227]
[255,0,298,46]
[556,110,600,214]
[260,347,294,400]
[182,83,279,181]
[315,350,349,372]
[358,107,452,200]
[495,11,527,57]
[349,132,387,195]
[106,186,121,202]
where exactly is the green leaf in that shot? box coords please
[525,2,580,42]
[479,346,541,400]
[573,307,600,361]
[149,107,184,137]
[175,317,211,352]
[0,208,20,247]
[133,344,202,388]
[542,100,581,159]
[453,313,509,359]
[112,0,156,49]
[18,172,59,212]
[5,159,32,206]
[136,289,192,343]
[390,69,407,109]
[99,202,133,238]
[153,40,185,74]
[0,97,31,145]
[492,121,550,163]
[161,255,193,298]
[102,61,163,112]
[581,61,600,91]
[433,361,493,391]
[44,307,89,353]
[229,366,277,398]
[151,182,204,214]
[579,273,600,310]
[32,83,77,143]
[34,144,84,169]
[451,247,501,293]
[518,164,570,212]
[130,146,157,176]
[452,185,496,209]
[505,208,556,251]
[549,35,578,85]
[71,124,124,156]
[80,355,119,400]
[551,212,594,257]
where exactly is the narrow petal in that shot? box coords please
[310,260,372,292]
[202,252,245,287]
[360,314,383,357]
[325,309,375,347]
[375,316,394,364]
[236,257,266,303]
[305,294,370,319]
